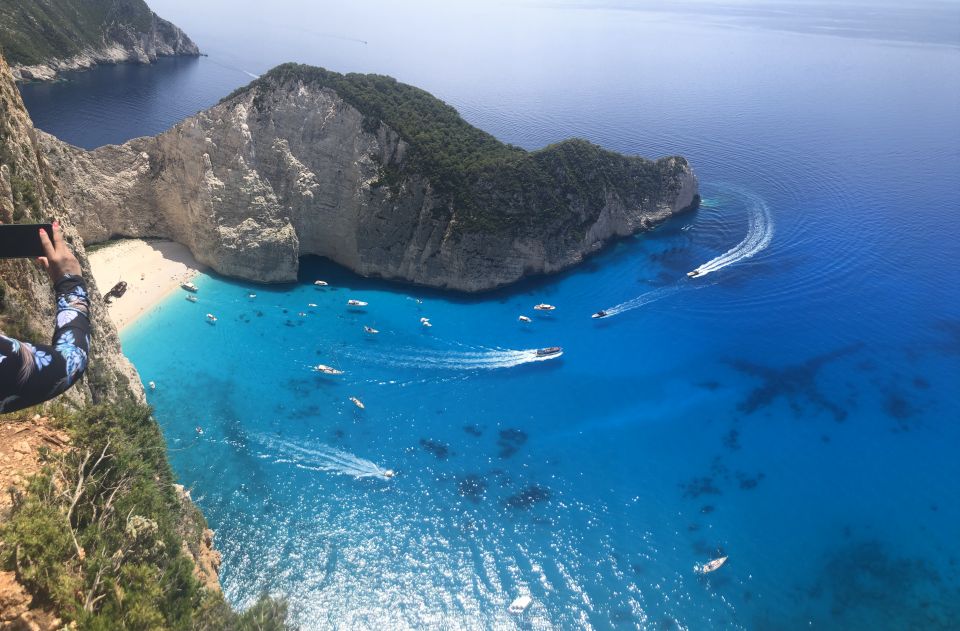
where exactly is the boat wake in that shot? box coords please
[688,190,774,278]
[348,346,560,371]
[259,436,389,479]
[600,284,687,318]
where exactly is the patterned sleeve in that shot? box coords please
[0,274,91,414]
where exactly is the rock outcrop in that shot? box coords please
[44,64,699,291]
[0,0,199,82]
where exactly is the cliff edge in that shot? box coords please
[0,0,199,82]
[44,63,699,291]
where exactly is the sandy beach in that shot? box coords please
[87,239,203,331]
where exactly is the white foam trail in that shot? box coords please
[601,284,685,317]
[260,437,388,479]
[689,191,774,277]
[242,71,260,79]
[350,346,560,371]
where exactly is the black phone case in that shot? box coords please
[0,224,54,259]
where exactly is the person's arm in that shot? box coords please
[0,222,91,414]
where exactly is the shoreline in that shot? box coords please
[87,239,203,332]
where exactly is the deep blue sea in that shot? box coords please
[20,1,960,628]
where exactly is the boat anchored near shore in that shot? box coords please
[181,281,198,292]
[314,364,344,375]
[347,299,368,307]
[533,303,556,312]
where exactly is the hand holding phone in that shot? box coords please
[36,221,82,283]
[0,222,54,258]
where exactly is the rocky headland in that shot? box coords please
[0,0,199,82]
[44,63,699,291]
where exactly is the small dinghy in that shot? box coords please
[533,303,555,312]
[307,303,318,307]
[350,397,365,410]
[314,364,344,375]
[148,381,156,390]
[420,317,432,328]
[508,595,532,615]
[518,315,532,323]
[314,280,329,286]
[694,556,728,575]
[185,295,198,303]
[536,346,563,358]
[181,281,198,292]
[205,313,217,323]
[347,299,368,307]
[248,293,257,299]
[364,326,380,334]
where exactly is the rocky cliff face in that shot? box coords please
[44,65,699,291]
[1,0,199,82]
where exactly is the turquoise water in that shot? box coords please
[22,1,960,628]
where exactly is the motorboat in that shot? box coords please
[205,313,217,323]
[383,469,396,479]
[536,346,563,358]
[421,318,432,328]
[508,595,532,615]
[591,310,608,319]
[195,426,203,435]
[314,364,344,375]
[533,303,555,311]
[314,280,329,286]
[518,315,532,323]
[694,556,728,575]
[687,270,703,278]
[148,381,156,390]
[350,397,365,410]
[307,303,318,307]
[364,326,380,334]
[347,299,368,307]
[181,281,199,292]
[248,293,257,299]
[185,295,198,303]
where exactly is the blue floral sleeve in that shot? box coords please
[0,274,91,414]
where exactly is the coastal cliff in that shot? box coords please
[44,63,699,291]
[0,0,199,82]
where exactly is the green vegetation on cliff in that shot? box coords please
[227,63,693,234]
[0,0,194,67]
[0,403,293,630]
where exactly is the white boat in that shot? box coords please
[314,280,329,286]
[364,326,380,334]
[248,293,257,298]
[518,315,532,323]
[694,556,728,575]
[349,397,365,410]
[314,364,344,375]
[307,303,318,307]
[536,346,562,358]
[205,313,217,323]
[347,299,368,307]
[508,595,532,614]
[185,295,198,303]
[533,303,555,311]
[148,381,156,390]
[591,310,608,319]
[420,317,432,328]
[383,469,396,479]
[687,270,703,278]
[181,282,198,292]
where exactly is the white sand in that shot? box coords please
[87,239,204,331]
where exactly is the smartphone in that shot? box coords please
[0,223,54,259]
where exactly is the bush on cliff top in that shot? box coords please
[0,403,294,630]
[225,63,689,234]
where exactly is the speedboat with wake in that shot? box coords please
[536,346,563,358]
[314,364,344,375]
[694,555,728,574]
[591,310,608,319]
[420,317,432,328]
[518,315,532,323]
[347,299,368,307]
[687,269,704,278]
[364,326,379,334]
[533,303,555,312]
[205,313,217,324]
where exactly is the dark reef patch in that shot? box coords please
[457,474,488,502]
[736,471,766,490]
[505,484,551,509]
[463,424,483,437]
[727,343,863,422]
[722,429,741,451]
[419,438,451,460]
[497,428,528,458]
[700,505,715,514]
[697,380,722,391]
[884,390,919,431]
[680,476,722,499]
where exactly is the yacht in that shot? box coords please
[364,326,380,334]
[591,310,608,319]
[181,281,199,292]
[694,556,728,574]
[533,303,555,311]
[314,364,344,375]
[536,346,563,358]
[314,280,329,286]
[347,299,368,307]
[518,315,532,323]
[508,595,532,615]
[185,295,198,303]
[350,397,365,410]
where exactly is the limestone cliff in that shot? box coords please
[0,0,199,82]
[44,63,699,291]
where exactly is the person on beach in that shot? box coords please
[0,222,91,413]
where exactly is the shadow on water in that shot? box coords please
[725,343,864,422]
